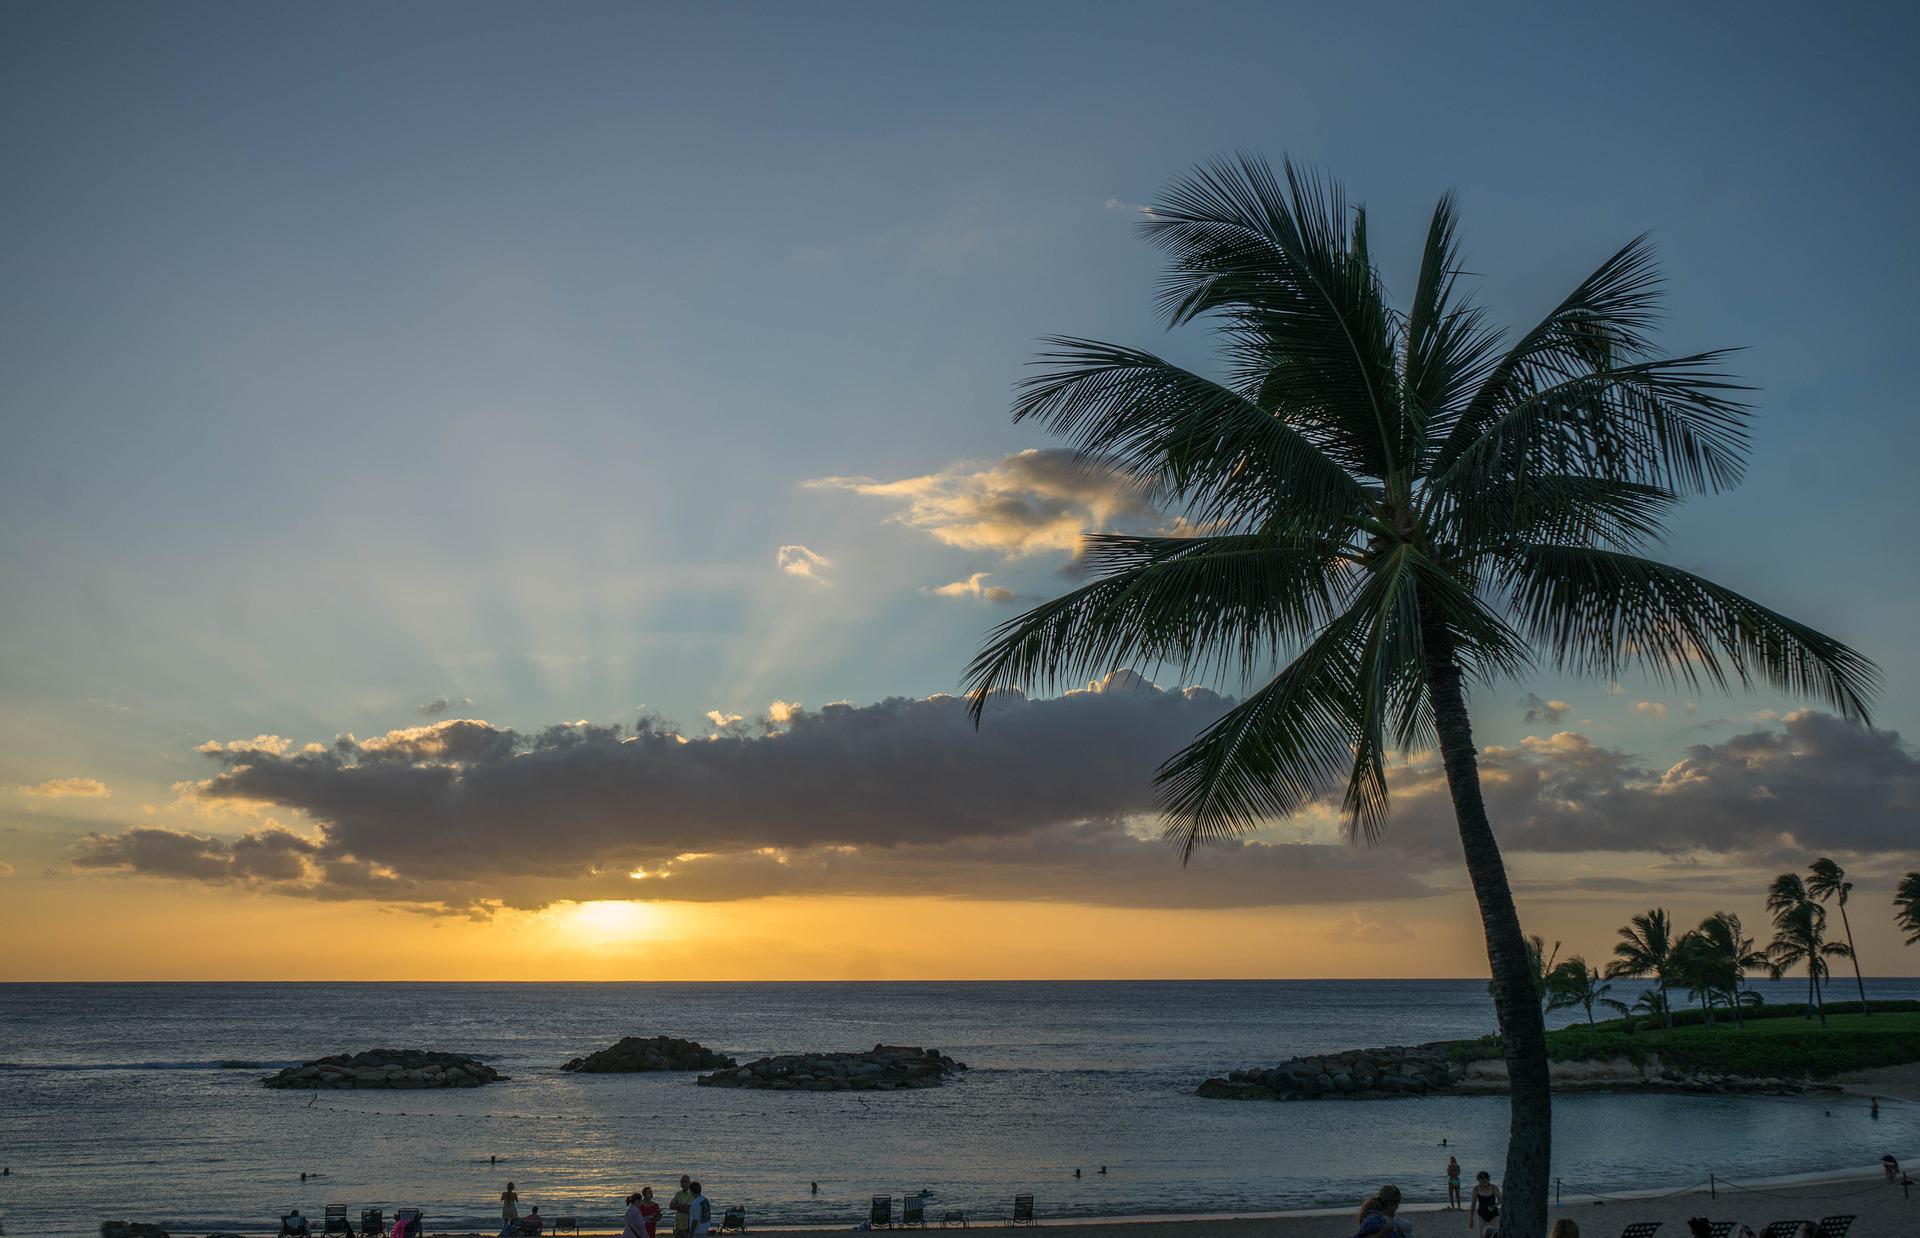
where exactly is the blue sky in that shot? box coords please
[2,3,1917,975]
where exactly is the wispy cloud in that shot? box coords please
[1519,693,1571,725]
[417,697,473,718]
[19,777,111,799]
[808,448,1157,558]
[777,544,832,582]
[930,572,1016,603]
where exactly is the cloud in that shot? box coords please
[705,710,744,730]
[1381,711,1920,862]
[808,448,1158,557]
[1519,694,1571,725]
[417,697,473,718]
[71,826,320,883]
[767,700,801,723]
[1634,701,1668,717]
[931,573,1016,603]
[19,777,111,799]
[777,544,831,581]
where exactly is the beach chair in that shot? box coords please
[360,1211,385,1238]
[1815,1218,1854,1238]
[941,1213,967,1229]
[1617,1226,1661,1238]
[720,1207,747,1234]
[902,1197,926,1228]
[282,1215,313,1238]
[1007,1196,1034,1227]
[870,1196,894,1229]
[393,1209,424,1238]
[324,1207,353,1238]
[1706,1224,1736,1238]
[1759,1224,1809,1238]
[552,1219,578,1238]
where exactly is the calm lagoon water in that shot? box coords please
[3,980,1917,1237]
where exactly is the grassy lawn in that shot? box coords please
[1450,1002,1920,1079]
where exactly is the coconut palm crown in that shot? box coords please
[964,155,1877,1238]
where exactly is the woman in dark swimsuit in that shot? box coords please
[1468,1171,1500,1231]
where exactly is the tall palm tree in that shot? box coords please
[1767,899,1852,1029]
[963,156,1877,1238]
[1767,872,1823,1015]
[1606,909,1682,1028]
[1545,956,1628,1026]
[1807,858,1869,1014]
[1695,910,1766,1028]
[1898,872,1920,946]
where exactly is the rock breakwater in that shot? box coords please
[562,1036,736,1073]
[696,1044,966,1091]
[1199,1042,1460,1101]
[262,1049,502,1089]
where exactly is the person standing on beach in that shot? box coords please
[500,1182,520,1237]
[671,1175,693,1238]
[1446,1157,1461,1210]
[687,1181,712,1237]
[1467,1173,1499,1231]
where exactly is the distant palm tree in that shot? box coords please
[1807,858,1869,1014]
[1767,872,1823,1015]
[1898,871,1920,946]
[1694,911,1767,1028]
[965,155,1878,1238]
[1545,956,1628,1026]
[1606,909,1681,1028]
[1630,988,1671,1032]
[1491,934,1561,1014]
[1671,931,1723,1026]
[1768,899,1851,1029]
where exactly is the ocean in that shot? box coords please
[3,980,1916,1237]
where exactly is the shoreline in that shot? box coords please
[408,1158,1920,1237]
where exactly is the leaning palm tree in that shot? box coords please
[1695,910,1767,1028]
[1545,956,1628,1026]
[1807,858,1869,1014]
[1606,909,1682,1028]
[1898,872,1920,946]
[1767,872,1823,1015]
[963,155,1877,1238]
[1768,899,1851,1029]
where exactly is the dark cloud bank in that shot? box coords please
[69,674,1919,915]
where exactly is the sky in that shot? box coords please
[2,2,1917,980]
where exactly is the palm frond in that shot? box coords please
[963,533,1349,718]
[1500,546,1878,722]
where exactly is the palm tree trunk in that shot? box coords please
[1812,964,1826,1029]
[1838,902,1868,1015]
[1424,621,1549,1238]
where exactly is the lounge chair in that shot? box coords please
[282,1215,313,1238]
[720,1207,747,1234]
[941,1213,967,1229]
[360,1211,385,1238]
[552,1219,578,1238]
[1759,1224,1809,1238]
[870,1196,894,1229]
[1815,1218,1855,1238]
[393,1209,424,1238]
[1617,1226,1660,1238]
[324,1207,353,1238]
[1706,1224,1735,1238]
[902,1197,926,1229]
[1007,1196,1034,1227]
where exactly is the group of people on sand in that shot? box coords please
[624,1176,712,1238]
[1357,1170,1582,1238]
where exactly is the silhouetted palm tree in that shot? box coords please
[1807,858,1869,1014]
[1671,931,1724,1026]
[965,156,1877,1238]
[1695,911,1766,1028]
[1606,909,1682,1028]
[1767,872,1823,1014]
[1767,899,1851,1029]
[1544,956,1627,1026]
[1898,872,1920,946]
[1491,934,1560,1014]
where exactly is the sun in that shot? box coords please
[552,900,665,945]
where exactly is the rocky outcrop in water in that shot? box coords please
[262,1048,502,1089]
[1198,1043,1461,1101]
[562,1036,735,1073]
[696,1044,966,1091]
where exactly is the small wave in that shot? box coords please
[0,1059,294,1072]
